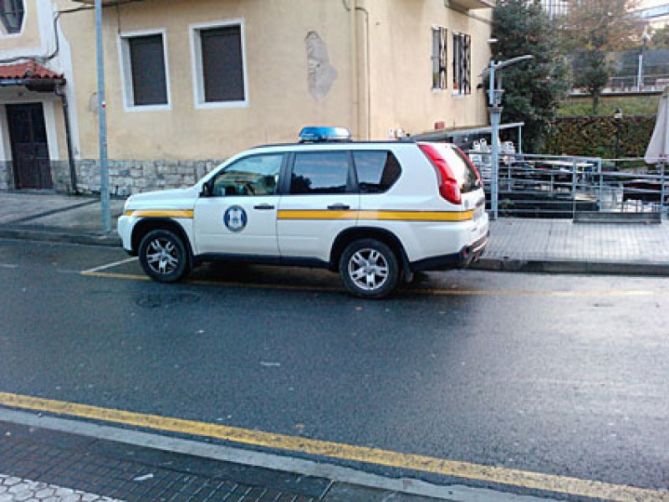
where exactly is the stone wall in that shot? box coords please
[0,161,13,190]
[49,159,222,196]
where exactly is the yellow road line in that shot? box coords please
[80,270,663,298]
[0,392,665,502]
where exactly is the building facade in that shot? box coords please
[0,0,493,195]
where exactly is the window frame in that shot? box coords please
[189,18,249,110]
[431,26,447,91]
[0,0,25,36]
[117,28,172,112]
[209,153,286,197]
[284,150,357,196]
[452,32,472,96]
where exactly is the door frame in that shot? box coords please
[0,97,60,189]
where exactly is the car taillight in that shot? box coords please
[454,145,482,185]
[418,143,462,205]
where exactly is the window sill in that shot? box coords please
[195,100,249,110]
[124,104,171,112]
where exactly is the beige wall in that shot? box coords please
[51,0,491,162]
[366,0,491,139]
[59,0,355,160]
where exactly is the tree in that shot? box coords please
[651,25,669,48]
[562,0,644,113]
[491,0,569,152]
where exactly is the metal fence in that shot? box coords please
[468,152,668,219]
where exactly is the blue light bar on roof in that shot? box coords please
[299,126,352,143]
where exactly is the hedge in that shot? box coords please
[544,116,656,159]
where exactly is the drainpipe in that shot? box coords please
[356,1,371,140]
[55,84,79,195]
[346,0,359,139]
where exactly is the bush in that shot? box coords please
[545,116,655,158]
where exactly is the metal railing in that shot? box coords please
[468,152,668,219]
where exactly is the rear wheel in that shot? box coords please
[339,239,399,299]
[138,229,189,283]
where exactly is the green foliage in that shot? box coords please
[651,25,669,48]
[561,1,644,113]
[572,51,610,113]
[558,95,660,117]
[545,116,655,158]
[492,0,569,152]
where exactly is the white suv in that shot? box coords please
[117,127,489,298]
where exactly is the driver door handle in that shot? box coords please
[253,204,275,210]
[327,203,350,210]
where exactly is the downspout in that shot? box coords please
[55,84,79,194]
[345,0,359,139]
[355,1,371,140]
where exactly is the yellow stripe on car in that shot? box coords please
[123,209,194,219]
[277,209,474,222]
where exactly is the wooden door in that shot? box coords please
[6,103,53,189]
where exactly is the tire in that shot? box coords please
[138,229,189,283]
[339,238,400,299]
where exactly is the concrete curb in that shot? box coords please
[472,257,669,276]
[0,226,121,247]
[3,226,669,277]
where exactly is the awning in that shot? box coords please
[0,61,63,80]
[645,87,669,164]
[0,61,65,90]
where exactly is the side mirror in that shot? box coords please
[200,180,213,197]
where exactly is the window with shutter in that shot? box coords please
[0,0,24,34]
[431,27,447,90]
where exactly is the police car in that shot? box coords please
[117,127,489,298]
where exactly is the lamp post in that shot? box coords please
[613,107,623,160]
[95,0,111,234]
[485,55,533,220]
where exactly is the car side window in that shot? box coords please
[290,152,350,194]
[212,154,283,197]
[353,151,402,193]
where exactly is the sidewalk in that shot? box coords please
[0,419,441,502]
[2,191,669,276]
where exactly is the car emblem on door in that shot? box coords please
[224,205,248,232]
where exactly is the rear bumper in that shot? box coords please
[410,231,489,272]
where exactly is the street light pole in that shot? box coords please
[485,55,533,220]
[488,61,501,220]
[95,0,111,233]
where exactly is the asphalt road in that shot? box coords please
[0,238,667,495]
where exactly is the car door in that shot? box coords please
[193,153,284,256]
[277,150,360,263]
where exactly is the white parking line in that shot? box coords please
[82,257,137,274]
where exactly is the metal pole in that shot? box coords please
[487,61,501,220]
[571,159,577,218]
[661,162,666,219]
[95,0,111,233]
[518,124,523,154]
[490,107,501,220]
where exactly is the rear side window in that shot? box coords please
[439,146,480,193]
[353,151,402,193]
[290,152,350,194]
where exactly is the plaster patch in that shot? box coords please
[305,31,337,101]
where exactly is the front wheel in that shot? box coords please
[138,229,189,283]
[339,239,400,299]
